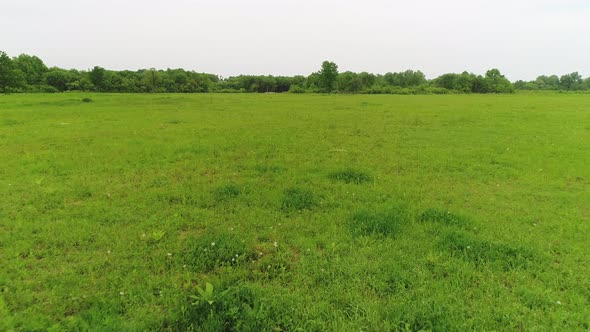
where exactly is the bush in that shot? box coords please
[34,85,59,93]
[288,85,306,93]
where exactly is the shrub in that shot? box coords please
[36,85,59,93]
[288,85,306,93]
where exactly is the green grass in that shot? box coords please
[329,169,373,184]
[1,92,589,331]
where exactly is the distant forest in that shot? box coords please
[1,51,589,94]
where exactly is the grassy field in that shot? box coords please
[1,93,589,331]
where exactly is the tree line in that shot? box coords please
[1,51,589,94]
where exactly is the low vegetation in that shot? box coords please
[1,93,589,330]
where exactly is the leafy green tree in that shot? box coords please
[383,70,426,87]
[89,66,107,91]
[0,51,15,93]
[66,75,94,91]
[454,72,475,93]
[357,72,377,90]
[13,54,47,85]
[559,72,583,90]
[433,73,459,90]
[44,68,75,92]
[318,61,338,93]
[144,68,160,92]
[534,75,560,90]
[337,71,361,93]
[513,80,538,90]
[471,75,490,93]
[3,49,589,94]
[484,69,513,93]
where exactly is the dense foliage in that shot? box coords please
[514,72,590,91]
[1,50,588,94]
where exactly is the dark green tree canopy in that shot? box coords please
[13,54,47,85]
[3,50,590,94]
[89,66,107,91]
[318,61,338,93]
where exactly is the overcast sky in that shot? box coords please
[1,0,589,80]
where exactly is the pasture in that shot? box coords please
[1,93,589,331]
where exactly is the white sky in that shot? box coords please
[1,0,589,80]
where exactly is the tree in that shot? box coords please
[89,66,106,91]
[471,75,489,93]
[318,61,338,93]
[143,68,160,92]
[560,72,583,90]
[0,51,15,93]
[484,69,513,93]
[13,54,47,85]
[433,73,459,90]
[534,75,560,90]
[454,72,475,93]
[44,68,74,92]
